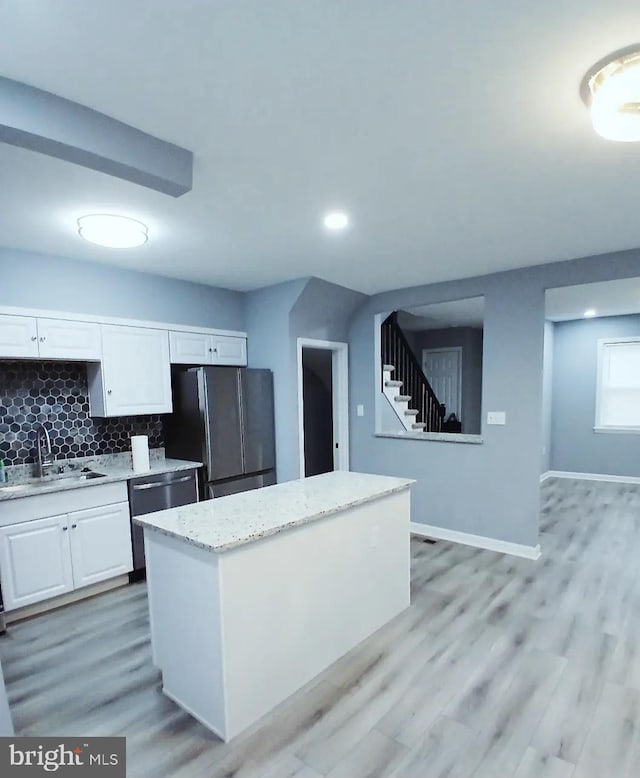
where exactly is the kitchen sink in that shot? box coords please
[45,471,107,484]
[0,471,107,494]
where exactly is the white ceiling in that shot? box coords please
[546,277,640,321]
[399,297,485,330]
[1,1,640,294]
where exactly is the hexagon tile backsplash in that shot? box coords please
[0,361,164,465]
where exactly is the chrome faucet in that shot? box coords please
[35,423,54,478]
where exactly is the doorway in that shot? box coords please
[422,347,462,418]
[297,338,349,478]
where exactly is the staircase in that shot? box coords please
[381,312,443,433]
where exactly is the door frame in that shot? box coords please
[422,346,463,417]
[297,338,350,478]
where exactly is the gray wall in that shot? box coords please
[550,314,640,477]
[0,248,245,330]
[349,248,640,548]
[246,276,365,483]
[245,279,307,483]
[407,326,483,434]
[541,321,554,474]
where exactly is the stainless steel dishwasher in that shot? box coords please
[128,469,198,579]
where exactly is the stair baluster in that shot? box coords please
[380,312,443,432]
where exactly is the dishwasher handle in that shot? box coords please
[132,474,194,491]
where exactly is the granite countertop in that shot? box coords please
[134,470,414,553]
[0,456,202,502]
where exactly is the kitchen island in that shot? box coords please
[135,470,413,741]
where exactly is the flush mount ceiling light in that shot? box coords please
[77,214,148,248]
[323,211,350,231]
[581,46,640,141]
[584,309,597,318]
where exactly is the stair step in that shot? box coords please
[412,423,426,430]
[385,380,403,388]
[383,364,395,373]
[404,409,419,417]
[394,395,411,402]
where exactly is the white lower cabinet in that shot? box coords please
[69,503,133,588]
[0,515,74,610]
[0,501,133,612]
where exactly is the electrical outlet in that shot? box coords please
[487,411,506,425]
[370,526,380,548]
[357,404,364,417]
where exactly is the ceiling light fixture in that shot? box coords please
[77,214,148,248]
[584,309,597,318]
[323,211,350,231]
[581,47,640,141]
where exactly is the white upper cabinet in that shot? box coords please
[170,331,247,366]
[88,325,173,417]
[0,315,39,358]
[36,318,101,361]
[169,331,211,364]
[0,314,101,361]
[210,335,247,366]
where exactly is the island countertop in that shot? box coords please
[134,470,414,553]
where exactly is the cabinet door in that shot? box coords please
[0,515,73,611]
[0,315,38,358]
[69,502,133,588]
[210,336,247,366]
[37,318,102,361]
[169,331,212,364]
[99,325,172,415]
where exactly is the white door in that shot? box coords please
[99,325,173,415]
[422,348,462,418]
[0,315,39,358]
[37,318,102,361]
[0,515,74,610]
[169,331,213,364]
[69,502,133,588]
[210,335,247,366]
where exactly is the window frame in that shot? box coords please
[594,336,640,434]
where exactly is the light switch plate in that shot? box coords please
[356,404,364,417]
[487,411,506,425]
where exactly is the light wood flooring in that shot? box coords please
[2,477,640,777]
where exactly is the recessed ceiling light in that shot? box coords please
[584,309,597,318]
[77,214,148,248]
[581,48,640,141]
[323,211,350,231]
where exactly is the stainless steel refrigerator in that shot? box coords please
[165,367,276,499]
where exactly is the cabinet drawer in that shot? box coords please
[0,481,129,528]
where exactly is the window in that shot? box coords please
[596,338,640,432]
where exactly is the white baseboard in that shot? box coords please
[410,522,541,560]
[540,471,553,483]
[544,470,640,485]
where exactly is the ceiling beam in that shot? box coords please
[0,77,193,197]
